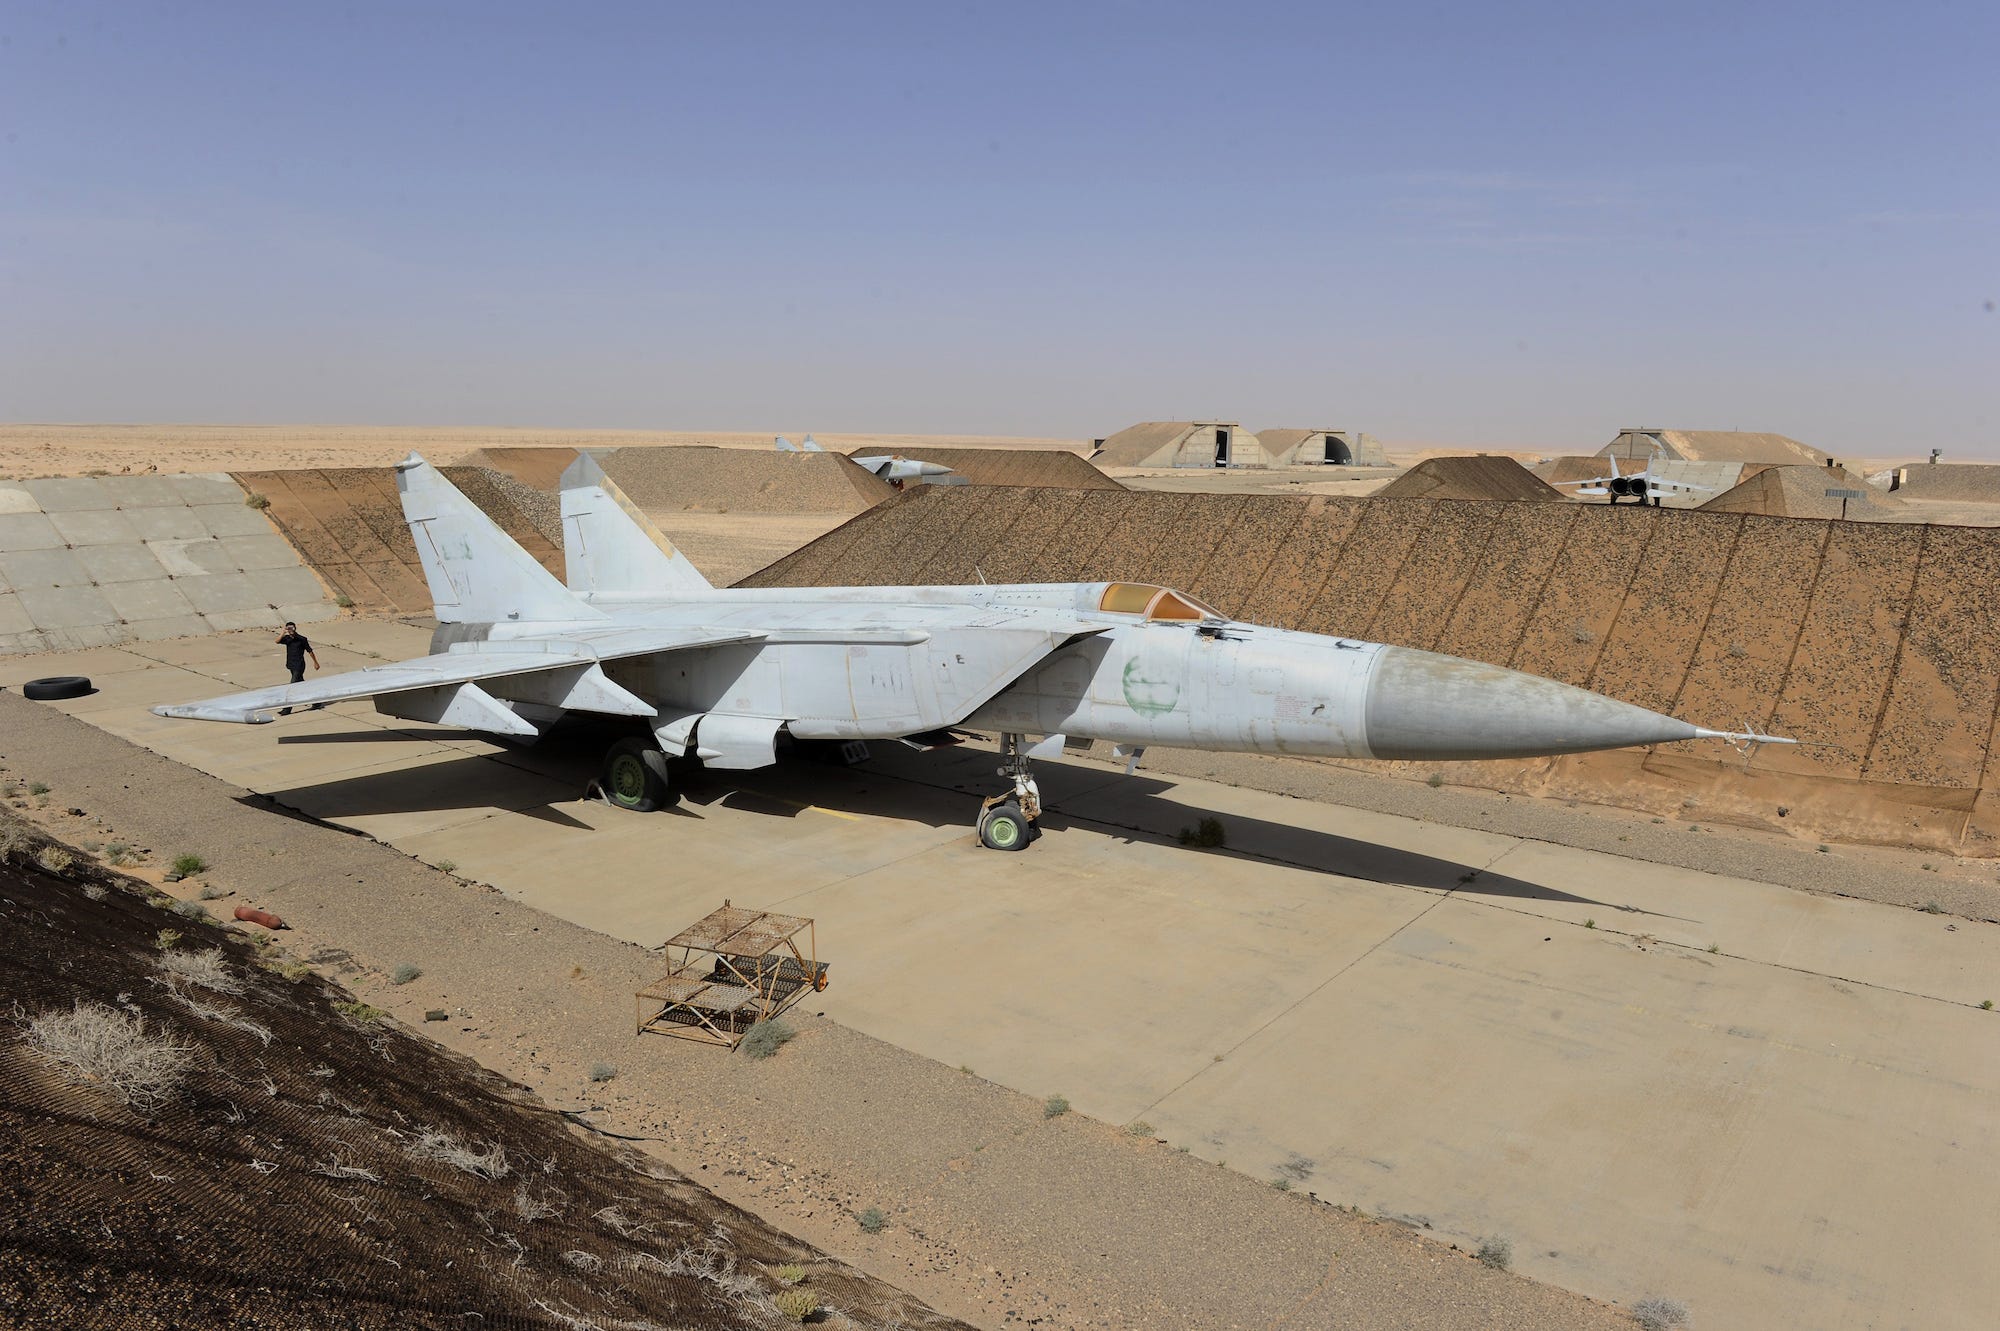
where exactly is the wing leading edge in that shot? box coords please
[151,626,765,725]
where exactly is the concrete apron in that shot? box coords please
[4,623,1996,1331]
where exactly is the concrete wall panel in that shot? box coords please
[0,547,89,589]
[76,544,172,585]
[147,539,236,577]
[93,474,190,507]
[202,606,284,632]
[222,533,306,571]
[47,509,141,547]
[101,580,198,623]
[15,586,118,630]
[166,474,245,505]
[0,513,64,551]
[123,506,210,541]
[22,477,114,512]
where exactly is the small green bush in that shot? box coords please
[171,899,212,922]
[1126,1120,1154,1137]
[1583,918,1596,930]
[171,853,207,876]
[1043,1093,1069,1119]
[1981,999,1994,1011]
[1476,1236,1512,1270]
[35,845,74,874]
[589,1061,617,1082]
[1426,773,1444,788]
[739,1019,797,1060]
[1270,1177,1291,1191]
[27,782,50,796]
[198,884,227,900]
[333,1000,386,1025]
[333,593,355,609]
[1920,901,1944,914]
[244,492,270,509]
[772,1287,819,1322]
[771,1263,808,1285]
[154,929,182,951]
[856,1206,886,1234]
[389,963,422,985]
[1176,816,1227,848]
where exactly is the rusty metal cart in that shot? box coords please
[635,903,828,1047]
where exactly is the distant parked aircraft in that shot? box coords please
[1554,450,1714,506]
[157,455,1787,850]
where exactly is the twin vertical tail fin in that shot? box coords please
[558,451,714,598]
[395,455,606,625]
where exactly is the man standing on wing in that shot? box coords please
[276,621,320,716]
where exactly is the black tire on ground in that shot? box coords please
[602,737,674,812]
[22,676,92,701]
[978,802,1031,852]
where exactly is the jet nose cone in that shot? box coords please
[1362,646,1699,761]
[917,462,953,476]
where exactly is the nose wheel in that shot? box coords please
[977,732,1043,850]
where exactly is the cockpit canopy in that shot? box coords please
[1096,582,1224,621]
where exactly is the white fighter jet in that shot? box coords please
[1554,450,1714,506]
[156,455,1786,850]
[777,433,953,484]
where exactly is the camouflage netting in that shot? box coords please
[743,487,2000,854]
[0,814,960,1330]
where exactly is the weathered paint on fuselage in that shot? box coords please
[436,582,1388,759]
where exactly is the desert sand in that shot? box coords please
[0,423,1094,481]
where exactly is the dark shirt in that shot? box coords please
[281,633,312,671]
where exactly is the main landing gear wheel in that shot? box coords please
[602,737,674,812]
[979,802,1031,851]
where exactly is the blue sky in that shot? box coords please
[2,1,1994,454]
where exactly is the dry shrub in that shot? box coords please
[739,1019,796,1060]
[156,947,245,995]
[406,1126,510,1180]
[24,1001,192,1112]
[513,1181,567,1222]
[1633,1298,1690,1330]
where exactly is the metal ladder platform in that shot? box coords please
[635,904,827,1047]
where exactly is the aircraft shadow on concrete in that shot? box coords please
[251,723,1661,913]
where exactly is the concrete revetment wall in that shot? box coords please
[0,474,333,654]
[744,487,2000,855]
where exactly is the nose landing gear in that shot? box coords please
[977,732,1045,851]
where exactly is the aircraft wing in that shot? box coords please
[152,626,764,724]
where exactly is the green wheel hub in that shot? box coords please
[986,813,1021,848]
[608,752,648,805]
